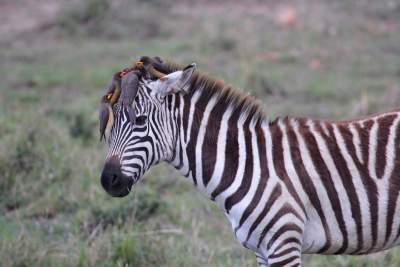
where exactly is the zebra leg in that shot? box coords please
[260,234,303,267]
[265,246,302,267]
[255,252,269,267]
[256,249,302,267]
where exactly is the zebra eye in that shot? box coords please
[135,115,147,125]
[113,103,120,113]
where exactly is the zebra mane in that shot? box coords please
[160,61,267,124]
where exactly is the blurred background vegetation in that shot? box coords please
[0,0,399,266]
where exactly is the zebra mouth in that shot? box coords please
[115,170,143,196]
[126,174,137,193]
[102,172,133,198]
[132,172,139,182]
[100,160,134,198]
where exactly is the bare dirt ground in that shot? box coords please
[0,0,61,40]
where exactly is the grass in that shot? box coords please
[0,0,399,266]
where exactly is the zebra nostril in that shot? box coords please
[111,173,119,186]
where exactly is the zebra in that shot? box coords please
[99,56,400,266]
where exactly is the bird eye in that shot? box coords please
[135,115,147,125]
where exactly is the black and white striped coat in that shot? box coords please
[101,62,400,267]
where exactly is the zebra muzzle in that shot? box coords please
[100,156,133,197]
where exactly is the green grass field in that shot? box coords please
[1,0,400,266]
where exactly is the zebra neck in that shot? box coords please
[170,91,267,213]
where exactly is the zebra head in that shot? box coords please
[100,61,196,197]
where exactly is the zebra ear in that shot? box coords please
[155,63,196,96]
